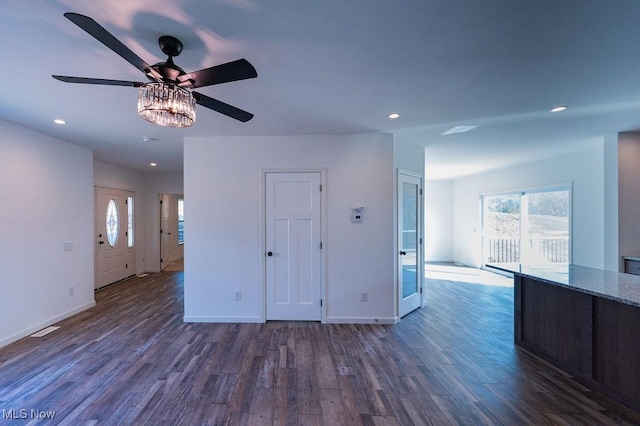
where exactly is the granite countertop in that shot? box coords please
[515,264,640,308]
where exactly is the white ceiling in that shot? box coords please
[2,0,640,179]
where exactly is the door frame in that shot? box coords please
[397,169,424,318]
[261,168,327,322]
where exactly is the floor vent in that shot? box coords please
[30,326,60,338]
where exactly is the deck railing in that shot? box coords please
[487,237,569,263]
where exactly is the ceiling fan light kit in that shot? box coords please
[138,82,196,128]
[53,12,257,126]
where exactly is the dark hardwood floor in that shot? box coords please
[1,266,640,425]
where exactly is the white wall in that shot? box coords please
[452,144,606,269]
[184,134,404,323]
[0,120,95,347]
[424,180,454,262]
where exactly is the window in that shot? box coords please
[127,196,134,247]
[178,197,184,244]
[106,199,119,246]
[482,186,571,272]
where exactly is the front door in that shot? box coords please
[95,187,135,289]
[265,172,322,320]
[398,172,422,317]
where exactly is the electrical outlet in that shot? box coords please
[235,291,242,301]
[361,292,368,302]
[69,286,74,297]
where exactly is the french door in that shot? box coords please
[265,172,322,321]
[398,172,423,317]
[95,187,136,289]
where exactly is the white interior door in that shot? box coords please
[160,194,171,270]
[398,172,422,317]
[265,172,322,321]
[95,187,135,289]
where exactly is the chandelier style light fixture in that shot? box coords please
[53,14,257,126]
[137,82,196,128]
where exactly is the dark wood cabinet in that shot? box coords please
[624,259,640,275]
[515,275,640,414]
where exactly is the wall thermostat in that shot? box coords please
[351,206,365,223]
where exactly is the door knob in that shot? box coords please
[400,251,406,255]
[267,251,273,256]
[99,241,104,245]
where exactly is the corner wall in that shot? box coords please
[424,180,454,262]
[184,134,398,323]
[0,120,94,347]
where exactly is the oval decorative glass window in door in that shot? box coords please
[106,199,119,246]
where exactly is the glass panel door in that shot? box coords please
[399,173,422,317]
[522,190,570,267]
[482,194,521,271]
[482,187,570,272]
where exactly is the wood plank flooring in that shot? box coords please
[1,266,640,425]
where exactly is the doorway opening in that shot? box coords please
[159,193,184,272]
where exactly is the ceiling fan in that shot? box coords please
[53,13,257,126]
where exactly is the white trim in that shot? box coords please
[183,315,263,323]
[0,301,96,348]
[479,181,573,198]
[261,168,328,323]
[326,316,399,325]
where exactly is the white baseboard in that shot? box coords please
[325,316,398,325]
[182,315,399,325]
[0,300,96,349]
[183,315,263,323]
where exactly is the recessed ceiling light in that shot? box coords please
[550,105,567,113]
[150,162,157,167]
[53,119,66,125]
[388,113,400,119]
[441,125,477,135]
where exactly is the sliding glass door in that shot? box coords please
[482,187,570,272]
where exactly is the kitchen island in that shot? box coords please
[513,265,640,414]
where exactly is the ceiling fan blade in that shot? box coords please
[52,75,144,87]
[63,13,162,81]
[192,91,254,122]
[179,59,257,88]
